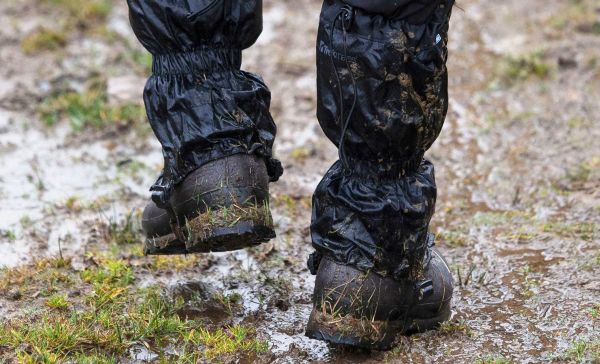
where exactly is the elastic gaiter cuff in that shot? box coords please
[127,0,282,206]
[310,0,454,280]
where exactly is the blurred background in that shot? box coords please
[0,0,598,362]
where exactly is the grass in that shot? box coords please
[541,221,597,240]
[476,356,513,364]
[472,210,597,241]
[107,213,142,246]
[126,48,153,75]
[560,338,600,362]
[45,294,70,310]
[438,320,474,337]
[0,214,270,362]
[0,250,269,362]
[38,90,145,132]
[149,255,202,272]
[497,52,552,85]
[193,326,268,360]
[215,292,243,315]
[288,147,313,161]
[0,256,72,293]
[588,304,600,319]
[561,157,600,189]
[20,0,113,55]
[40,0,112,28]
[547,0,598,31]
[436,230,470,247]
[21,28,67,55]
[1,229,17,241]
[187,202,273,241]
[273,194,312,217]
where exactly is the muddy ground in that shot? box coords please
[0,0,599,363]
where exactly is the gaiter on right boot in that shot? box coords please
[309,0,454,281]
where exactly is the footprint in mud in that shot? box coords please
[163,280,233,325]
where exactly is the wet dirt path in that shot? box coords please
[0,0,599,362]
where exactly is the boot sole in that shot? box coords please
[186,219,275,253]
[144,209,275,255]
[144,233,187,255]
[305,305,451,350]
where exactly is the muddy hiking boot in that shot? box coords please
[142,154,275,255]
[305,0,456,350]
[305,249,453,350]
[127,0,282,254]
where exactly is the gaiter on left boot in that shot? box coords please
[306,0,455,349]
[128,0,282,254]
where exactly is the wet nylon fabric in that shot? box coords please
[127,0,281,207]
[343,0,442,23]
[310,0,454,280]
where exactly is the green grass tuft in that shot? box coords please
[21,27,67,55]
[438,320,474,337]
[0,255,268,362]
[497,52,552,85]
[45,294,70,310]
[41,0,112,27]
[38,90,144,132]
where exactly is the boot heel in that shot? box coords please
[305,307,402,350]
[185,202,275,253]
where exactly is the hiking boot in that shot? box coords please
[305,248,453,350]
[142,154,276,255]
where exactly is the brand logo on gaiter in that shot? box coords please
[318,41,357,63]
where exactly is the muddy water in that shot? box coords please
[1,0,599,362]
[0,107,163,267]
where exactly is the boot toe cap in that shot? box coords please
[142,201,172,238]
